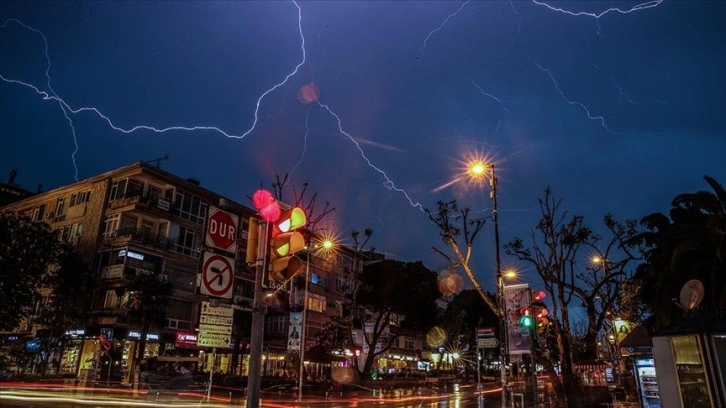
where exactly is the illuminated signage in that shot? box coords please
[119,249,145,260]
[127,331,159,341]
[65,329,85,337]
[176,331,198,347]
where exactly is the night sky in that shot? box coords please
[1,1,724,306]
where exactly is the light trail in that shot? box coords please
[531,0,664,19]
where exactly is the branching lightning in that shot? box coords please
[2,0,426,214]
[289,107,311,178]
[533,61,618,135]
[507,0,522,52]
[1,19,81,180]
[316,101,424,212]
[417,0,470,72]
[469,79,511,113]
[531,0,663,18]
[0,0,307,176]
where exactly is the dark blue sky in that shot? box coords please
[1,1,724,302]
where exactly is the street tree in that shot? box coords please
[0,211,61,331]
[124,272,174,360]
[504,188,638,408]
[632,175,726,329]
[425,200,498,315]
[35,243,95,375]
[442,289,499,376]
[355,259,441,377]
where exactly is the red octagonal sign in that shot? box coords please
[205,206,239,253]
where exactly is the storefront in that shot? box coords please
[652,314,726,408]
[621,325,661,408]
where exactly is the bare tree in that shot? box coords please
[425,200,498,314]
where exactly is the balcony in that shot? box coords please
[101,264,158,280]
[103,227,171,250]
[108,191,171,213]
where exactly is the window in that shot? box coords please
[166,299,193,323]
[266,316,286,334]
[55,197,67,218]
[173,190,207,224]
[33,204,46,222]
[70,190,91,207]
[103,290,121,309]
[404,337,415,349]
[110,178,143,201]
[307,293,326,313]
[165,267,196,293]
[169,224,201,258]
[103,214,121,236]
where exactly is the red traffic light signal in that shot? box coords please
[268,207,307,283]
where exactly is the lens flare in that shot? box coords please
[298,83,320,104]
[426,326,447,348]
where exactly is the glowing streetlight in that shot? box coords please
[298,237,335,401]
[465,156,508,407]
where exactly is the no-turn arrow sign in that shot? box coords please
[201,252,234,299]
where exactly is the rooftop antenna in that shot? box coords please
[145,154,169,168]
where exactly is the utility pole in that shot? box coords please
[246,221,269,408]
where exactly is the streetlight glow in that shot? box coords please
[503,269,517,279]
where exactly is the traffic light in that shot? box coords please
[519,307,533,329]
[268,207,307,283]
[530,290,549,337]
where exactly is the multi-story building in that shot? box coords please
[1,162,257,380]
[1,161,421,382]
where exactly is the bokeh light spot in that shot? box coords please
[438,269,464,296]
[298,83,320,104]
[426,326,447,348]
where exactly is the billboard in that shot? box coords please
[504,283,532,354]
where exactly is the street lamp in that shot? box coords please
[298,238,334,401]
[592,256,622,377]
[466,159,507,407]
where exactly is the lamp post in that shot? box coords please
[298,239,334,401]
[467,160,507,407]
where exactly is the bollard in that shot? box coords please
[229,391,232,405]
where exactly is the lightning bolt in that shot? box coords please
[0,0,306,175]
[469,80,511,113]
[316,101,424,212]
[3,0,426,215]
[417,1,471,72]
[533,61,618,135]
[289,107,311,178]
[507,0,522,52]
[531,0,664,18]
[1,19,81,181]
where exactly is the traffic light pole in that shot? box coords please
[246,220,269,408]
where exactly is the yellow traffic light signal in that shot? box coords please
[268,207,307,283]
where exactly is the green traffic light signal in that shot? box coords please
[519,315,533,328]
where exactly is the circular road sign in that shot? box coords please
[202,253,234,298]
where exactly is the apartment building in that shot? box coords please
[1,162,256,379]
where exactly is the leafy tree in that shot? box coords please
[124,273,174,360]
[355,260,441,376]
[633,175,726,329]
[442,289,499,376]
[35,243,95,375]
[0,211,61,331]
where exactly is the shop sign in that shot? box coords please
[127,331,160,341]
[65,329,85,337]
[176,331,198,347]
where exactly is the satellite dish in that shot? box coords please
[679,279,704,311]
